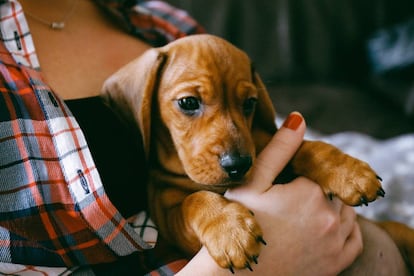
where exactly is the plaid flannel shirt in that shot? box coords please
[0,0,203,273]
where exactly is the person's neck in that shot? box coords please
[20,0,78,32]
[19,0,82,28]
[17,0,150,100]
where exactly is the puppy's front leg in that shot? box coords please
[291,140,384,206]
[159,189,264,271]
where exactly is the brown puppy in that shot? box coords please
[101,34,414,273]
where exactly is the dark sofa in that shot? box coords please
[168,0,414,138]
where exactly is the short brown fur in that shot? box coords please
[102,34,414,273]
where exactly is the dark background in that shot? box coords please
[168,0,414,138]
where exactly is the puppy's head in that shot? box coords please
[102,34,276,187]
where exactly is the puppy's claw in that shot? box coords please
[229,265,235,274]
[360,196,369,206]
[377,187,386,197]
[252,255,258,264]
[245,262,253,272]
[257,236,267,246]
[376,175,383,181]
[328,192,334,201]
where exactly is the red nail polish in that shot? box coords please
[282,113,302,130]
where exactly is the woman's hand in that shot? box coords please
[178,112,362,275]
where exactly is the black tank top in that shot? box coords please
[65,96,148,218]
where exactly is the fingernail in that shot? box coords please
[282,112,303,130]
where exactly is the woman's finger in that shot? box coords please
[245,112,306,193]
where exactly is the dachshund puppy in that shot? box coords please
[102,34,414,273]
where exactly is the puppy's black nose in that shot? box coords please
[220,153,252,180]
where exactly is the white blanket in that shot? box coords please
[305,128,414,227]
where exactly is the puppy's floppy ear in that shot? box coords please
[252,69,278,152]
[101,49,167,158]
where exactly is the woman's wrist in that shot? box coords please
[177,247,236,275]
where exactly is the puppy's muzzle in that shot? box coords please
[220,153,252,181]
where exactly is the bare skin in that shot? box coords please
[20,0,150,99]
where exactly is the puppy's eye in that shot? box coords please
[243,97,258,116]
[177,96,201,115]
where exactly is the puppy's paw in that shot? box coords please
[294,141,384,207]
[201,202,264,272]
[320,154,384,206]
